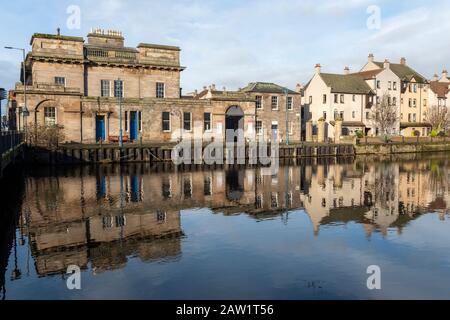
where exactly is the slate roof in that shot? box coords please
[319,73,374,94]
[374,62,427,83]
[240,82,299,95]
[355,69,383,79]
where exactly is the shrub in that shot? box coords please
[355,130,365,139]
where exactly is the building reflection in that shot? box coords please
[10,156,450,279]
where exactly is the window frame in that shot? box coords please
[256,95,263,110]
[162,112,171,132]
[271,96,279,110]
[101,80,111,97]
[156,82,165,99]
[183,112,192,132]
[44,106,57,127]
[54,76,66,87]
[204,112,212,132]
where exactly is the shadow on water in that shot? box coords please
[0,166,25,300]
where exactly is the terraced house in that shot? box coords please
[10,29,301,145]
[303,64,375,141]
[359,55,430,137]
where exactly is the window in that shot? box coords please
[44,107,56,126]
[366,112,370,120]
[413,99,417,108]
[352,95,356,102]
[162,112,171,132]
[424,99,427,107]
[204,176,212,196]
[271,96,278,110]
[287,97,293,110]
[334,94,338,103]
[388,81,392,90]
[352,111,356,119]
[256,121,263,135]
[156,82,165,98]
[413,84,417,93]
[409,99,412,107]
[393,97,397,105]
[183,112,192,131]
[340,111,344,120]
[413,114,417,122]
[55,77,65,86]
[114,80,124,98]
[323,94,327,104]
[377,81,381,89]
[340,95,344,103]
[101,80,110,97]
[309,96,312,104]
[408,114,412,122]
[256,95,263,110]
[204,112,212,132]
[323,112,327,120]
[393,82,397,90]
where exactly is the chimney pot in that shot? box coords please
[368,53,374,63]
[344,66,350,75]
[384,59,390,69]
[400,57,407,65]
[315,64,322,74]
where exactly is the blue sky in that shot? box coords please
[1,0,449,94]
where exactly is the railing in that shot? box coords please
[0,131,24,156]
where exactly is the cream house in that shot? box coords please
[359,55,429,137]
[429,70,450,108]
[303,64,374,141]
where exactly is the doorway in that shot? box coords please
[130,111,138,141]
[96,115,106,142]
[225,106,244,143]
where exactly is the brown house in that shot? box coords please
[11,30,301,145]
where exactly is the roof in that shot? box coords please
[374,61,427,83]
[430,81,450,98]
[30,33,85,45]
[320,73,374,94]
[354,69,383,79]
[137,43,181,51]
[240,82,299,95]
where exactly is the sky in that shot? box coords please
[1,0,450,95]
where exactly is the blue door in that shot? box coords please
[130,111,138,141]
[96,116,105,142]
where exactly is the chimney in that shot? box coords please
[384,59,390,69]
[441,70,448,82]
[433,74,439,82]
[344,66,350,75]
[315,63,322,74]
[57,27,61,36]
[368,53,374,63]
[400,57,407,65]
[212,84,216,90]
[295,83,303,93]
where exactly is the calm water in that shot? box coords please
[1,154,450,300]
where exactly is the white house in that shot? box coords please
[303,64,374,140]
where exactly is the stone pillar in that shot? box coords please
[317,119,325,143]
[335,119,343,143]
[306,121,313,142]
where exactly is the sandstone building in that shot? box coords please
[10,29,302,145]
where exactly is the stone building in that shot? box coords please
[10,30,301,145]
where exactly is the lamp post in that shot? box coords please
[0,88,6,133]
[284,88,289,146]
[117,78,123,148]
[5,47,28,135]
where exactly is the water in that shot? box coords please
[1,154,450,300]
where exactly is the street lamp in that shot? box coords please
[284,88,289,146]
[0,88,6,132]
[5,47,28,134]
[117,78,123,148]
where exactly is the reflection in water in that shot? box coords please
[1,154,450,299]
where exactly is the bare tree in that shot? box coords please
[424,105,450,133]
[371,93,399,137]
